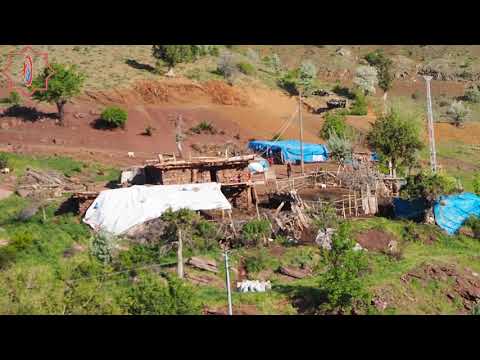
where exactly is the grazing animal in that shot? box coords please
[319,183,327,189]
[1,168,10,174]
[127,152,135,158]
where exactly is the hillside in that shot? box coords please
[1,45,480,315]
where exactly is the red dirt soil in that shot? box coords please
[0,79,325,166]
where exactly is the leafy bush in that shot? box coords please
[320,112,347,140]
[237,62,255,76]
[400,171,459,205]
[0,153,9,169]
[100,107,128,129]
[318,223,370,314]
[123,273,201,315]
[349,90,368,115]
[464,84,480,103]
[278,69,300,95]
[241,219,271,247]
[465,216,480,239]
[160,209,220,252]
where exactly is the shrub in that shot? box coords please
[123,273,201,315]
[353,65,378,95]
[243,249,274,274]
[447,101,470,127]
[464,85,480,103]
[278,69,300,95]
[318,223,370,314]
[90,231,118,265]
[349,90,368,115]
[143,125,155,136]
[320,112,347,140]
[190,121,217,135]
[100,107,128,129]
[311,203,339,232]
[1,91,22,105]
[465,216,480,239]
[241,219,271,247]
[217,52,238,84]
[400,171,459,205]
[411,91,421,100]
[473,172,480,195]
[264,53,282,74]
[0,153,9,169]
[237,62,255,76]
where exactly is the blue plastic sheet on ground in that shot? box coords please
[393,197,427,221]
[248,140,329,163]
[371,152,379,161]
[434,192,480,235]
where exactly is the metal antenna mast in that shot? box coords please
[423,76,438,173]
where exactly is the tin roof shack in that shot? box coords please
[141,155,256,210]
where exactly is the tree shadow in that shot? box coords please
[274,283,328,315]
[90,118,118,131]
[1,105,57,122]
[125,59,155,73]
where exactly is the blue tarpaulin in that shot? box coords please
[248,140,329,163]
[393,197,428,221]
[434,192,480,235]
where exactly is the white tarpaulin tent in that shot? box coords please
[83,183,232,235]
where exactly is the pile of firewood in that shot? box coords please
[16,169,84,198]
[266,190,311,242]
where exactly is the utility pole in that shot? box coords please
[423,76,438,173]
[299,90,305,176]
[177,229,184,279]
[224,249,233,315]
[175,114,184,159]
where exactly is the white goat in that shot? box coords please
[1,168,10,174]
[127,152,135,158]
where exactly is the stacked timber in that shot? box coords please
[16,169,83,198]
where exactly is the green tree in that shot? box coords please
[327,131,353,171]
[353,65,378,95]
[400,171,459,206]
[31,63,86,124]
[365,49,393,111]
[320,112,348,140]
[447,100,470,127]
[367,107,423,177]
[0,153,9,169]
[298,60,317,96]
[152,45,202,74]
[318,223,369,314]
